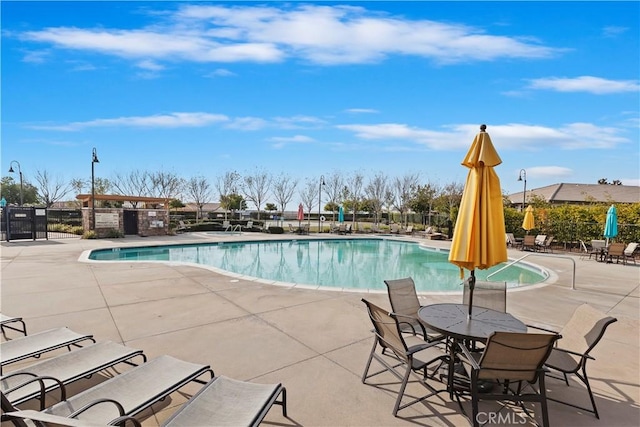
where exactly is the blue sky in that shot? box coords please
[2,1,639,202]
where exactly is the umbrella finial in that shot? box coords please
[480,124,487,132]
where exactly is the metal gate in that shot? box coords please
[123,210,139,235]
[2,206,48,242]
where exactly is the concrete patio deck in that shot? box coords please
[1,232,638,426]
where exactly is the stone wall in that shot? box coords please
[82,208,169,237]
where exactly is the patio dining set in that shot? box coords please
[361,277,618,427]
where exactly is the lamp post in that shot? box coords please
[91,148,99,230]
[317,175,325,233]
[517,169,527,211]
[8,161,23,206]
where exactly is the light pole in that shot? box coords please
[8,161,23,206]
[317,175,325,233]
[91,148,99,230]
[518,169,527,211]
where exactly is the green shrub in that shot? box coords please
[105,229,124,238]
[82,230,97,239]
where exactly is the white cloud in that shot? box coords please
[273,115,327,129]
[269,134,315,149]
[226,116,268,130]
[136,59,165,71]
[16,4,562,67]
[29,112,229,131]
[338,122,630,151]
[602,26,627,38]
[525,166,573,178]
[345,108,379,114]
[527,76,639,94]
[205,68,236,77]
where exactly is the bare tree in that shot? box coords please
[242,168,271,220]
[392,173,419,226]
[215,171,241,220]
[272,173,298,222]
[34,169,72,207]
[323,170,345,224]
[149,170,184,203]
[346,171,364,229]
[365,171,389,225]
[111,170,152,208]
[186,176,212,222]
[299,179,317,226]
[440,181,464,221]
[69,178,87,208]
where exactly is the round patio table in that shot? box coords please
[418,303,526,342]
[418,303,527,398]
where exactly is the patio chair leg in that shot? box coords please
[578,366,599,419]
[361,340,378,383]
[392,366,412,417]
[539,374,550,427]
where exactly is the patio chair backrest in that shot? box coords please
[361,299,408,363]
[607,242,625,256]
[477,332,559,383]
[535,235,547,245]
[591,240,606,250]
[463,280,507,313]
[506,233,516,246]
[624,242,638,256]
[558,304,617,358]
[384,278,421,320]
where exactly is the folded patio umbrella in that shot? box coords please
[522,205,535,233]
[603,204,618,245]
[448,125,507,317]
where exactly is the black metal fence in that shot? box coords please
[1,208,83,241]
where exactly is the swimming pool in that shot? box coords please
[87,238,548,292]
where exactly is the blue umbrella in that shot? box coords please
[604,204,618,245]
[338,205,344,223]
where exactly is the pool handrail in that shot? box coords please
[488,253,576,290]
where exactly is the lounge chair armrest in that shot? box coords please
[108,415,143,427]
[68,398,126,419]
[553,347,595,360]
[2,410,101,427]
[2,374,67,410]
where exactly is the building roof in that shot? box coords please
[507,183,640,205]
[76,194,168,208]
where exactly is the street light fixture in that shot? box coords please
[91,148,99,230]
[317,175,325,233]
[517,169,527,211]
[8,160,23,206]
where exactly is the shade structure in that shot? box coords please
[297,203,304,223]
[448,125,507,316]
[603,204,618,244]
[522,205,535,232]
[338,205,345,223]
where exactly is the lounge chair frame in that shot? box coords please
[0,314,27,339]
[1,341,147,409]
[162,375,287,427]
[0,328,95,374]
[3,355,214,426]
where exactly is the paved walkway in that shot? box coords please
[1,233,638,426]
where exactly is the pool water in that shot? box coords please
[88,239,547,292]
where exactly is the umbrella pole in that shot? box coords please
[468,271,476,318]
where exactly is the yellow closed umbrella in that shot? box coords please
[448,124,507,316]
[522,205,535,232]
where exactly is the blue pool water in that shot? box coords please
[88,238,548,292]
